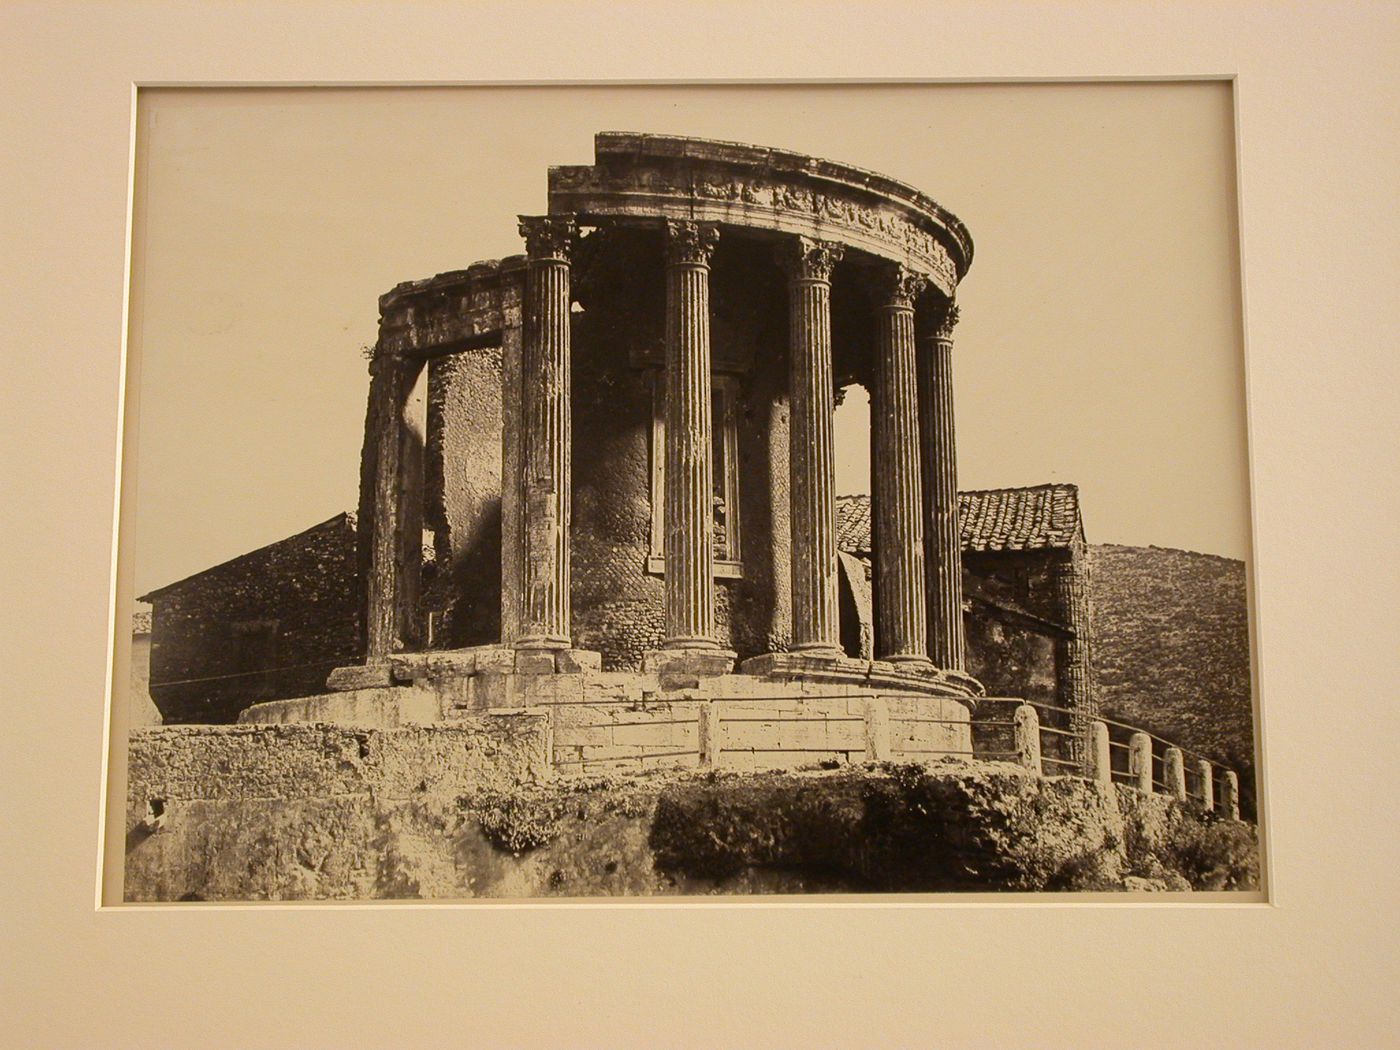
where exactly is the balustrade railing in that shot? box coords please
[981,698,1240,818]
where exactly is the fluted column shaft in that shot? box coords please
[781,238,844,653]
[872,265,930,665]
[516,215,576,648]
[663,221,721,649]
[365,352,424,661]
[918,303,967,672]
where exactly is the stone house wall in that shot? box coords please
[141,514,364,724]
[961,548,1063,710]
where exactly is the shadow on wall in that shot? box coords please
[435,498,502,649]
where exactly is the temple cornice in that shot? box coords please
[547,132,972,298]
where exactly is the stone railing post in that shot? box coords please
[698,702,721,769]
[1221,770,1241,821]
[872,264,930,667]
[515,215,577,650]
[1013,704,1041,773]
[917,300,966,672]
[780,237,844,656]
[863,695,891,762]
[1164,746,1188,801]
[1129,732,1154,792]
[1196,759,1215,811]
[1087,720,1112,785]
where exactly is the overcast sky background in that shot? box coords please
[126,82,1248,597]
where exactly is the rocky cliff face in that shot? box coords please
[123,725,1258,900]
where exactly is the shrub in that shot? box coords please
[1160,817,1259,890]
[469,791,563,854]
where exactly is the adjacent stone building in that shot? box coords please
[141,514,370,724]
[139,133,1103,772]
[837,484,1095,751]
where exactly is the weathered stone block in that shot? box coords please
[557,649,602,673]
[552,723,615,748]
[471,672,514,710]
[325,664,394,691]
[425,649,479,679]
[642,648,736,680]
[612,720,689,748]
[474,646,518,674]
[514,650,558,675]
[389,653,430,682]
[739,651,842,678]
[238,686,443,728]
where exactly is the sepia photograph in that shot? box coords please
[111,83,1261,902]
[7,1,1399,1046]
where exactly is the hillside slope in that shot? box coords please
[1088,544,1257,814]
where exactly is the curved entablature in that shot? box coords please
[375,256,526,359]
[548,132,972,298]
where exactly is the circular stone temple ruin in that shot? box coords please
[252,132,1002,771]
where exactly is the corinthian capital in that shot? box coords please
[875,263,928,309]
[518,215,577,261]
[664,220,720,266]
[933,301,961,340]
[778,236,845,283]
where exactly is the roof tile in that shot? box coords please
[836,484,1083,555]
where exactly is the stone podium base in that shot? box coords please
[739,651,983,701]
[326,645,604,692]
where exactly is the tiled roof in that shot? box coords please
[836,484,1083,555]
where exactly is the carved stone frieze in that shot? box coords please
[550,154,964,291]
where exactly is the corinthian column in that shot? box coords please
[918,301,967,672]
[662,220,721,649]
[872,264,930,667]
[780,236,844,654]
[515,215,576,649]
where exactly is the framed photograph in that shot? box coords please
[107,81,1262,907]
[4,2,1395,1046]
